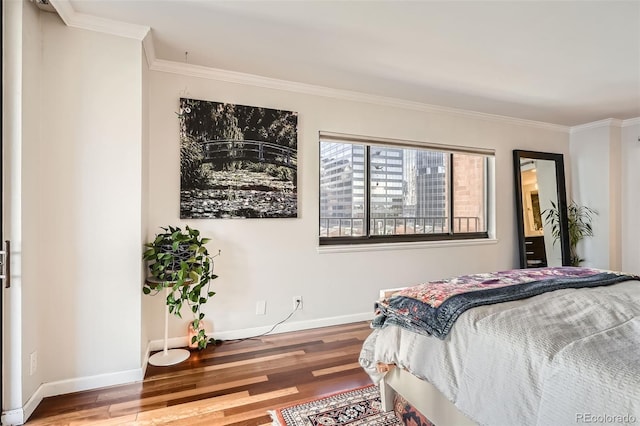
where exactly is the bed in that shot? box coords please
[359,266,640,426]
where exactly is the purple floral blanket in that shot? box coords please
[372,267,640,339]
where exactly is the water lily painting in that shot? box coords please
[179,98,298,219]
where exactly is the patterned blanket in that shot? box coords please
[372,266,640,339]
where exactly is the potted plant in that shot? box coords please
[543,200,597,266]
[143,225,219,350]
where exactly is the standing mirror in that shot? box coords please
[513,150,570,268]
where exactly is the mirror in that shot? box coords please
[513,150,570,268]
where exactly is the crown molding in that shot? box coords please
[622,117,640,127]
[142,30,157,69]
[569,116,640,133]
[49,0,150,40]
[150,59,569,133]
[570,118,626,133]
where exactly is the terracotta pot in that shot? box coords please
[188,322,205,349]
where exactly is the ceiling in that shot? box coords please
[63,0,640,127]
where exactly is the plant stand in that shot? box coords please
[148,284,190,367]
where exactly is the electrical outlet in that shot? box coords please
[293,296,302,310]
[30,351,37,376]
[256,300,266,315]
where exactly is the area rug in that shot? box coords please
[270,384,401,425]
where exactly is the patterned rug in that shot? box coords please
[270,384,401,425]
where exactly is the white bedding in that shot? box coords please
[359,280,640,426]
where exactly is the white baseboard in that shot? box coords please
[21,388,43,425]
[7,368,145,425]
[6,313,373,425]
[147,311,374,348]
[148,335,191,352]
[1,409,24,426]
[40,368,144,397]
[213,311,374,341]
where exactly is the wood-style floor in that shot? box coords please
[26,321,374,425]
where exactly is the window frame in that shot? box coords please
[319,132,493,246]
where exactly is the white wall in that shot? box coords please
[3,0,27,415]
[145,70,570,342]
[621,121,640,273]
[32,13,144,388]
[609,125,622,270]
[140,40,151,367]
[3,10,149,423]
[570,120,627,269]
[20,0,44,404]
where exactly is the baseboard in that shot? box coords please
[1,393,39,426]
[41,368,144,397]
[9,368,145,425]
[1,408,24,426]
[148,335,191,352]
[213,311,374,341]
[141,345,151,377]
[148,311,374,349]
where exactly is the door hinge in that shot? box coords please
[0,240,11,288]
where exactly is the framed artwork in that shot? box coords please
[179,98,298,219]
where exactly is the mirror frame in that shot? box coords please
[513,150,571,268]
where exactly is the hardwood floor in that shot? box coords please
[26,322,374,425]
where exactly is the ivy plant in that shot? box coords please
[143,225,219,349]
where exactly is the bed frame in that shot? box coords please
[377,289,477,426]
[380,367,476,426]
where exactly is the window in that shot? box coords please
[319,132,493,245]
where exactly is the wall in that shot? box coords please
[33,13,144,390]
[3,8,149,422]
[20,0,44,404]
[3,0,27,415]
[145,69,570,342]
[140,41,151,367]
[570,120,627,269]
[621,121,640,273]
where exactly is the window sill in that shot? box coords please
[317,237,498,254]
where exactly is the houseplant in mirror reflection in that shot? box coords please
[142,225,220,349]
[543,200,597,266]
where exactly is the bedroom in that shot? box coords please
[2,0,639,424]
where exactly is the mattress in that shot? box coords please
[360,279,640,426]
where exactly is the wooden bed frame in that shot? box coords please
[377,289,477,426]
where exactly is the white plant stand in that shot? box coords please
[148,282,190,366]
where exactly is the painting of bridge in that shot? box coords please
[179,98,298,219]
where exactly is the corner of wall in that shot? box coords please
[569,120,627,270]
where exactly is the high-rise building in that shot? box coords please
[320,142,483,237]
[370,147,404,218]
[415,151,448,218]
[319,142,363,220]
[320,143,405,236]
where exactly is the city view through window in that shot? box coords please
[320,141,488,241]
